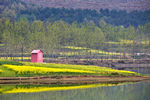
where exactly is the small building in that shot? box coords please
[31,50,43,63]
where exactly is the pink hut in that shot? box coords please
[31,50,43,63]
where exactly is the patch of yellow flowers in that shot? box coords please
[0,69,2,73]
[106,40,149,45]
[3,63,137,76]
[87,49,123,56]
[3,64,95,74]
[64,46,87,50]
[22,62,133,75]
[63,46,124,56]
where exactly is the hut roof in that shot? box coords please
[31,50,42,54]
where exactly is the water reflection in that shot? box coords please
[0,83,126,94]
[0,82,150,100]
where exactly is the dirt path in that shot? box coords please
[0,76,150,84]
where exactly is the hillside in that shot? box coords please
[0,0,27,19]
[0,0,150,27]
[20,0,150,12]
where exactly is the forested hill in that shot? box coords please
[0,0,27,19]
[0,0,150,27]
[20,0,150,12]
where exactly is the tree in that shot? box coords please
[144,22,150,52]
[2,19,15,59]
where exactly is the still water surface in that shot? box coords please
[0,82,150,100]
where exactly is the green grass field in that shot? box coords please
[0,60,141,77]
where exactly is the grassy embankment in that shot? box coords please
[0,60,141,77]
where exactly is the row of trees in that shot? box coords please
[0,19,104,54]
[0,18,150,59]
[19,7,150,27]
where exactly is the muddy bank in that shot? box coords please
[0,76,150,85]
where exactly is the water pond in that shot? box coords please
[0,81,150,100]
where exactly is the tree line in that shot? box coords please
[20,8,150,27]
[0,18,150,59]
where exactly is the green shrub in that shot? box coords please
[110,72,120,76]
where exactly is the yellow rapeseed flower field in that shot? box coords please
[63,46,124,56]
[3,63,138,76]
[3,64,95,74]
[64,46,87,50]
[106,40,149,45]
